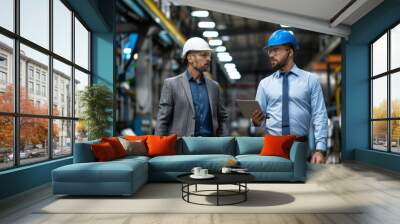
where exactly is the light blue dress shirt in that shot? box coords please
[255,65,328,150]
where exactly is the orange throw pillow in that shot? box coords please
[146,135,177,157]
[101,137,127,158]
[91,142,117,161]
[260,134,296,159]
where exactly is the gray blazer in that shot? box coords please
[155,72,228,137]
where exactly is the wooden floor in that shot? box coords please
[1,161,400,224]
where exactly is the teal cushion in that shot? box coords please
[73,139,101,163]
[236,155,293,172]
[53,159,146,183]
[149,154,235,172]
[236,137,263,155]
[181,137,235,155]
[117,155,150,162]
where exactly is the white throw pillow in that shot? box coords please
[118,137,147,156]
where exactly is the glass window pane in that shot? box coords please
[0,35,14,112]
[391,120,400,153]
[372,121,388,151]
[0,0,14,31]
[53,0,72,60]
[74,69,89,118]
[0,116,14,170]
[53,59,72,117]
[75,120,88,143]
[391,72,400,118]
[20,117,49,165]
[372,33,387,76]
[372,77,387,119]
[74,18,89,70]
[20,44,49,115]
[20,0,49,49]
[53,119,72,158]
[391,24,400,70]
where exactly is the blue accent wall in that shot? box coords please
[0,0,116,200]
[343,0,400,171]
[92,32,116,135]
[0,158,72,199]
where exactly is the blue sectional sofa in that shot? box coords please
[52,137,307,196]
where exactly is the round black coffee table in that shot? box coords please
[177,173,255,206]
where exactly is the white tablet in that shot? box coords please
[236,99,262,118]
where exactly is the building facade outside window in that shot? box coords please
[370,23,400,154]
[0,0,91,170]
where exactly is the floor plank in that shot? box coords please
[1,161,400,224]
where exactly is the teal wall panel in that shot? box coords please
[0,158,72,199]
[344,0,400,171]
[355,149,400,172]
[92,32,115,135]
[92,33,114,87]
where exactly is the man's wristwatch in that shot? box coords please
[314,150,326,156]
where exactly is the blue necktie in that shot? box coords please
[282,72,290,135]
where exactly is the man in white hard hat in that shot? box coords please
[155,37,228,137]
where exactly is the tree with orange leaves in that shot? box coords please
[0,84,59,150]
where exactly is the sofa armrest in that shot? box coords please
[289,141,307,181]
[73,140,100,163]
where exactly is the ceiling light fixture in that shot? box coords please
[209,39,223,46]
[215,46,226,52]
[203,31,219,38]
[228,70,241,80]
[224,63,236,70]
[198,21,216,29]
[191,10,209,17]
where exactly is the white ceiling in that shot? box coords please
[169,0,384,37]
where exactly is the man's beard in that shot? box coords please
[271,54,289,72]
[194,65,209,75]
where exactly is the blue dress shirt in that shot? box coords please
[186,71,213,137]
[255,65,328,150]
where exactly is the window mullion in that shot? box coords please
[14,0,20,166]
[71,10,76,154]
[387,29,392,152]
[49,0,53,160]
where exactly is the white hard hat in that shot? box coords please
[181,37,212,59]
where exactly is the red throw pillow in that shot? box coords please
[91,142,117,161]
[146,135,177,157]
[260,134,296,159]
[101,137,127,158]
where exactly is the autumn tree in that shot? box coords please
[372,99,400,143]
[0,84,60,151]
[372,100,388,139]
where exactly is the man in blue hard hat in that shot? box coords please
[252,29,328,164]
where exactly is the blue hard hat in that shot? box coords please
[265,29,299,50]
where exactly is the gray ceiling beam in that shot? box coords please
[169,0,351,37]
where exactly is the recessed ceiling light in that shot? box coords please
[198,21,215,29]
[228,70,241,80]
[209,39,223,46]
[215,46,226,52]
[191,10,209,17]
[224,63,236,69]
[203,31,219,38]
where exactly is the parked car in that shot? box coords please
[7,150,32,160]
